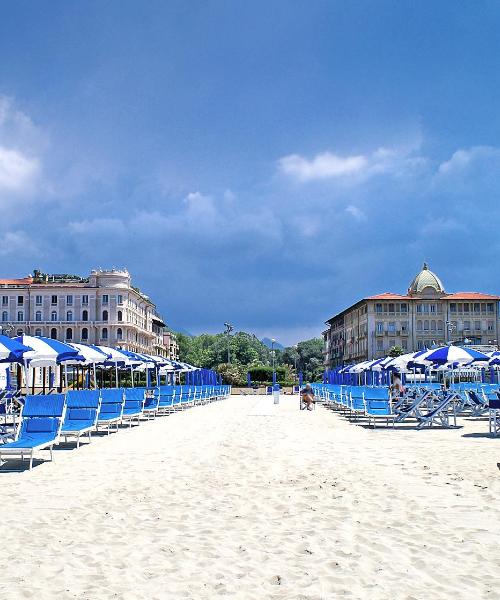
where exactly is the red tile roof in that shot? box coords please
[444,292,500,300]
[0,277,33,285]
[366,293,411,300]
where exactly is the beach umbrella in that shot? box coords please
[95,345,133,387]
[0,335,32,362]
[422,346,489,365]
[15,335,84,367]
[68,343,110,388]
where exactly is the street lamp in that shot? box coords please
[271,338,276,385]
[224,322,234,363]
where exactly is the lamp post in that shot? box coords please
[271,338,276,385]
[293,344,298,383]
[224,322,234,363]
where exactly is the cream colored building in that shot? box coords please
[323,264,500,368]
[0,269,169,356]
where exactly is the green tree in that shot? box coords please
[388,345,404,357]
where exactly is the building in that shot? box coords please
[323,263,500,368]
[163,331,180,361]
[0,268,169,356]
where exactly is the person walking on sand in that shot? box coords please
[300,383,315,410]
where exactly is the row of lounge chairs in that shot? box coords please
[312,383,500,431]
[0,384,231,470]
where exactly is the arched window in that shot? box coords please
[51,311,57,322]
[35,311,42,322]
[1,311,7,322]
[35,328,42,336]
[431,321,436,331]
[102,310,108,322]
[82,327,88,341]
[102,327,108,340]
[424,320,429,331]
[82,310,88,321]
[417,320,422,331]
[50,328,57,339]
[67,311,73,322]
[17,311,24,322]
[66,328,73,340]
[117,328,123,340]
[117,310,123,322]
[437,320,444,331]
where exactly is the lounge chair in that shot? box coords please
[416,392,459,429]
[488,396,500,436]
[122,388,146,426]
[96,388,125,433]
[61,390,101,447]
[364,388,395,428]
[394,389,435,423]
[155,385,175,413]
[141,387,160,419]
[0,394,66,470]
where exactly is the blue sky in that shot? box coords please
[1,1,500,344]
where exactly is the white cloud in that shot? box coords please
[0,146,39,192]
[0,230,40,257]
[345,205,366,220]
[68,217,126,235]
[278,145,427,183]
[438,146,500,175]
[278,152,367,181]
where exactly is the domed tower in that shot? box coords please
[408,263,445,296]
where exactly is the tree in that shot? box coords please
[388,345,404,357]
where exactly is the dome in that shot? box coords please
[408,263,445,295]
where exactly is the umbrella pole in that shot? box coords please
[23,360,29,395]
[93,363,97,389]
[131,366,134,388]
[115,364,119,388]
[64,364,68,392]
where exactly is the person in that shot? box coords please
[390,372,404,396]
[300,383,315,410]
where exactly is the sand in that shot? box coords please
[1,394,500,600]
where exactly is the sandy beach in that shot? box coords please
[1,394,500,600]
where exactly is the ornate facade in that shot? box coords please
[323,264,500,368]
[0,269,171,356]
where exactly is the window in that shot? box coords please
[375,304,383,314]
[102,294,109,304]
[400,303,408,313]
[416,304,422,313]
[474,303,480,313]
[463,303,470,313]
[383,304,388,313]
[488,321,494,332]
[35,311,42,322]
[376,322,383,333]
[35,295,42,306]
[377,339,383,351]
[463,321,471,331]
[487,303,494,313]
[401,321,408,332]
[82,327,89,341]
[66,328,73,341]
[102,327,108,340]
[82,295,89,305]
[450,303,456,313]
[66,295,73,305]
[35,328,42,336]
[117,328,123,340]
[117,310,123,322]
[118,295,123,305]
[437,320,444,331]
[474,321,481,331]
[102,310,108,321]
[424,320,429,331]
[388,303,394,313]
[417,320,423,331]
[50,328,57,339]
[430,304,436,313]
[17,311,24,322]
[51,295,58,305]
[388,322,395,333]
[417,340,424,350]
[402,339,408,350]
[1,296,7,306]
[17,296,24,305]
[67,311,73,322]
[431,321,436,331]
[1,311,7,322]
[51,311,57,322]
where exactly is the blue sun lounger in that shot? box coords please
[155,385,175,413]
[141,387,159,418]
[96,388,125,433]
[61,390,101,447]
[122,388,146,426]
[364,388,395,428]
[416,392,459,429]
[0,394,66,470]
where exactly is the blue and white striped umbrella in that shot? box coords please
[421,345,489,365]
[0,334,32,362]
[68,343,110,365]
[15,335,84,367]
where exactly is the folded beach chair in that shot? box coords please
[364,388,395,428]
[61,390,101,447]
[96,388,125,433]
[141,387,159,419]
[122,388,146,426]
[394,389,435,423]
[416,392,459,429]
[0,394,66,470]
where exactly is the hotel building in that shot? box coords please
[323,264,500,368]
[0,269,172,357]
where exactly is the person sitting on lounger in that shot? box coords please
[390,372,405,397]
[300,384,315,410]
